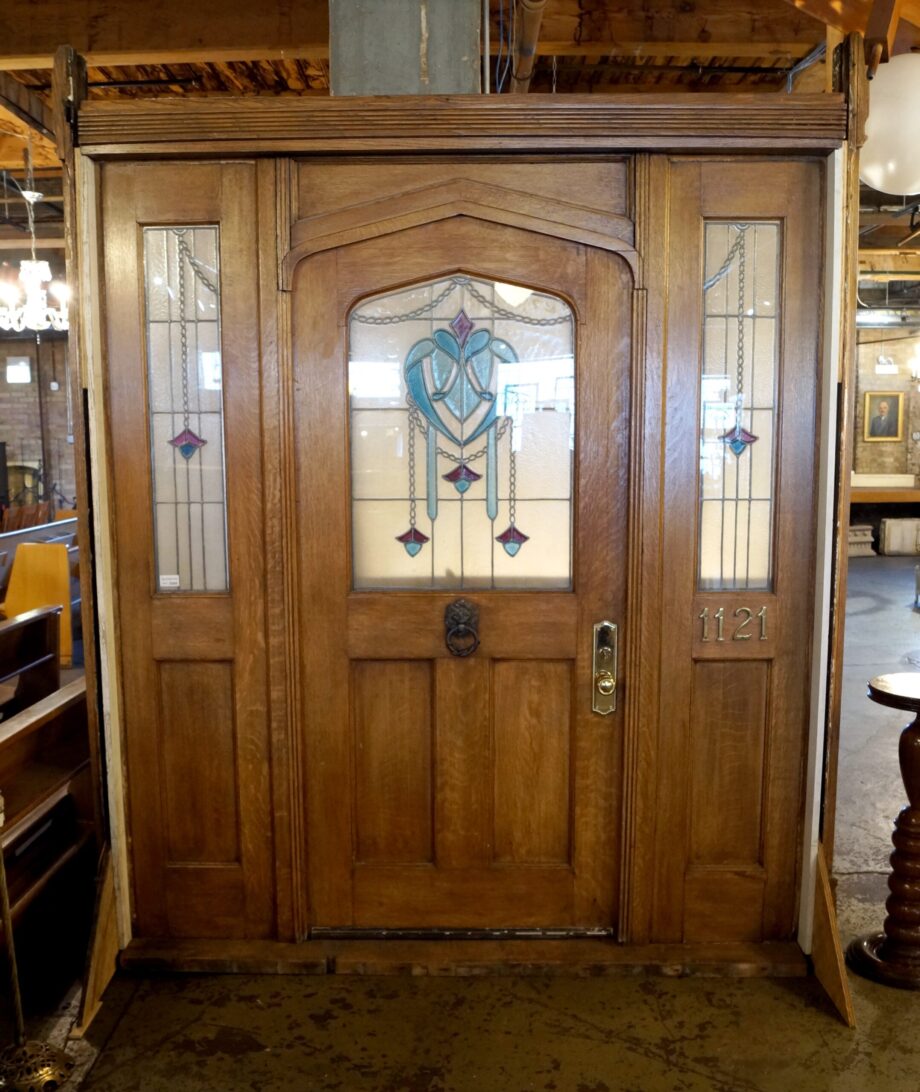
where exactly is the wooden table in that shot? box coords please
[847,673,920,990]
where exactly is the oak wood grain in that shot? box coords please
[296,210,629,932]
[656,158,822,944]
[77,94,847,155]
[354,661,433,865]
[101,160,273,939]
[493,661,572,865]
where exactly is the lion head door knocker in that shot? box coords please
[444,599,480,658]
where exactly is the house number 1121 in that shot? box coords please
[699,606,768,642]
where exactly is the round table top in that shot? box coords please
[868,673,920,713]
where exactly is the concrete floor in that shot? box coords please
[13,557,920,1091]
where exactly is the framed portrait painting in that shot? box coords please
[863,391,904,442]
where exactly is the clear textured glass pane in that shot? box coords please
[144,226,228,593]
[699,222,779,591]
[349,275,574,590]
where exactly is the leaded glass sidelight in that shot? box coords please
[699,222,779,590]
[143,226,228,592]
[349,276,575,590]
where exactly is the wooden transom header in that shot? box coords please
[77,93,848,156]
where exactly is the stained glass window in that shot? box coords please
[699,222,779,591]
[144,226,228,592]
[349,275,575,590]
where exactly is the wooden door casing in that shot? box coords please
[293,216,632,931]
[102,161,273,938]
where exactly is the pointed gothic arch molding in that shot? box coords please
[281,178,637,289]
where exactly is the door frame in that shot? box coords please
[72,91,848,959]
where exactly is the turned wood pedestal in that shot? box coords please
[847,673,920,990]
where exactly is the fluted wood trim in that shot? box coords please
[78,94,847,154]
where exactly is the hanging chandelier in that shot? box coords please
[0,181,70,334]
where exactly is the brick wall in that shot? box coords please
[854,327,920,479]
[0,336,76,508]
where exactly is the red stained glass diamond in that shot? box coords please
[450,310,474,347]
[495,524,529,557]
[443,464,482,494]
[168,427,207,460]
[396,527,430,557]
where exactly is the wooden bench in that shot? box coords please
[0,534,82,665]
[0,677,93,933]
[0,607,61,721]
[0,608,93,939]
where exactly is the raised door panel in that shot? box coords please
[102,161,273,938]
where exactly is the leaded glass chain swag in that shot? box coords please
[167,229,218,461]
[704,223,758,458]
[352,276,571,563]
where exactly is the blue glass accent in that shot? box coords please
[427,427,439,522]
[397,527,429,557]
[486,423,498,521]
[720,425,758,457]
[168,427,206,461]
[443,465,482,494]
[496,525,529,557]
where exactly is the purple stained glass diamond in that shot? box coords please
[495,524,529,557]
[719,425,759,457]
[168,427,207,460]
[450,310,474,348]
[396,527,430,557]
[442,463,482,494]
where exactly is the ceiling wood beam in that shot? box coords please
[0,48,331,71]
[780,0,920,34]
[0,236,65,249]
[0,107,59,167]
[866,0,905,61]
[779,1,872,31]
[0,71,53,136]
[0,0,328,69]
[506,40,817,59]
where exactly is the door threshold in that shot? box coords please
[309,927,615,941]
[121,937,808,978]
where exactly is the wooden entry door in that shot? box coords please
[294,216,631,932]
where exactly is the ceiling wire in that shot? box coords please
[495,0,514,93]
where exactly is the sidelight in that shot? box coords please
[143,226,228,593]
[349,274,575,590]
[699,222,779,591]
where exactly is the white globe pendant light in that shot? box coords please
[860,52,920,196]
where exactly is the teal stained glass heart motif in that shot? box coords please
[405,312,517,447]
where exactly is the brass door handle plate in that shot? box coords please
[592,621,617,715]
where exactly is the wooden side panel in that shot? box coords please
[102,160,273,939]
[159,661,239,864]
[295,161,630,225]
[434,658,491,869]
[354,661,433,864]
[655,158,822,945]
[684,660,769,942]
[493,660,571,865]
[689,661,767,867]
[683,872,765,942]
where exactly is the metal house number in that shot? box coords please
[699,606,768,642]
